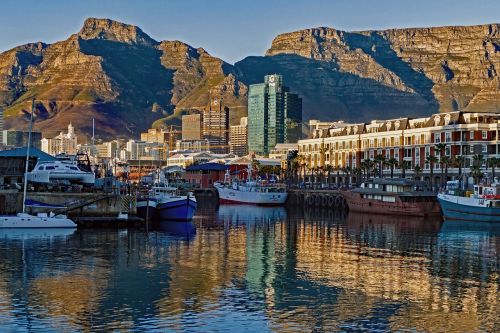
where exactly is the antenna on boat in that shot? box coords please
[22,99,35,214]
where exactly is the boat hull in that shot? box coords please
[136,199,157,220]
[0,214,77,228]
[438,193,500,223]
[157,197,197,221]
[215,185,287,206]
[342,191,441,217]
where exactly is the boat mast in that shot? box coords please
[22,99,35,214]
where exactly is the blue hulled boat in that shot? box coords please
[157,194,197,221]
[438,180,500,223]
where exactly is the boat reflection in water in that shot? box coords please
[156,220,196,237]
[0,207,497,332]
[0,228,76,240]
[216,204,287,225]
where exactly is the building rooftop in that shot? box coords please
[0,147,57,162]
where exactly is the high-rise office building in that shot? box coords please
[230,117,248,156]
[0,107,3,147]
[203,95,229,153]
[2,130,42,149]
[248,74,302,155]
[182,113,203,140]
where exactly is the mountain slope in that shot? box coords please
[0,18,246,138]
[235,24,500,122]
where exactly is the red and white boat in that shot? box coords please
[214,170,287,206]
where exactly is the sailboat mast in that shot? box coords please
[22,99,35,214]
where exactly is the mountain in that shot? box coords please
[235,24,500,122]
[1,19,498,139]
[0,18,246,138]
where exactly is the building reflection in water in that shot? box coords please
[0,207,497,332]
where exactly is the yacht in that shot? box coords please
[27,160,95,186]
[438,180,500,223]
[214,169,287,206]
[342,178,440,217]
[0,99,77,229]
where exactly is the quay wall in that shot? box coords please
[0,191,136,217]
[193,188,348,210]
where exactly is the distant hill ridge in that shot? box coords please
[0,18,498,138]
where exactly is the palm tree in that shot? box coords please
[426,155,439,190]
[386,158,398,178]
[325,164,334,184]
[353,167,362,185]
[401,160,411,179]
[487,157,499,181]
[472,154,484,168]
[454,155,465,180]
[414,165,422,180]
[342,166,352,185]
[470,165,484,185]
[441,156,452,185]
[374,154,386,177]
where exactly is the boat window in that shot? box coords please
[46,166,55,170]
[70,167,79,170]
[38,166,44,170]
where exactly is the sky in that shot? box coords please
[0,0,499,64]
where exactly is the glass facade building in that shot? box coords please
[248,74,302,155]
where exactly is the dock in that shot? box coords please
[74,216,144,228]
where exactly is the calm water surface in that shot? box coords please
[0,205,498,332]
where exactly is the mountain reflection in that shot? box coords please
[0,208,497,332]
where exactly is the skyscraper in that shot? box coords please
[182,112,203,140]
[230,117,248,156]
[247,74,302,156]
[203,95,229,153]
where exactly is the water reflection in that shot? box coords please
[0,209,497,332]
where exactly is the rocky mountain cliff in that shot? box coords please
[1,18,498,138]
[236,24,500,122]
[0,18,246,138]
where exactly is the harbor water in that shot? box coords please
[0,206,498,332]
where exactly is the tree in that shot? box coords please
[353,167,362,185]
[325,164,334,184]
[472,154,484,168]
[414,165,422,180]
[454,155,465,180]
[426,155,439,190]
[386,158,398,178]
[488,157,499,181]
[374,154,386,177]
[470,165,484,185]
[441,156,452,185]
[400,160,411,179]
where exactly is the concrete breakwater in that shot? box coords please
[0,191,136,217]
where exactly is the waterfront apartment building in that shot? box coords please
[248,74,302,156]
[203,96,229,154]
[41,123,77,156]
[2,130,42,149]
[229,117,248,156]
[175,139,210,152]
[298,111,500,184]
[182,113,203,140]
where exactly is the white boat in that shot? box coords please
[0,213,76,228]
[438,180,500,223]
[27,160,95,185]
[0,99,77,229]
[214,169,287,206]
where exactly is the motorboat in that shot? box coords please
[136,173,197,222]
[0,213,76,228]
[27,160,95,185]
[214,169,287,206]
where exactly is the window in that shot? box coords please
[482,131,487,140]
[415,148,420,157]
[445,132,451,143]
[482,144,487,153]
[404,149,412,158]
[445,146,451,156]
[434,133,441,143]
[470,131,474,140]
[425,146,430,157]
